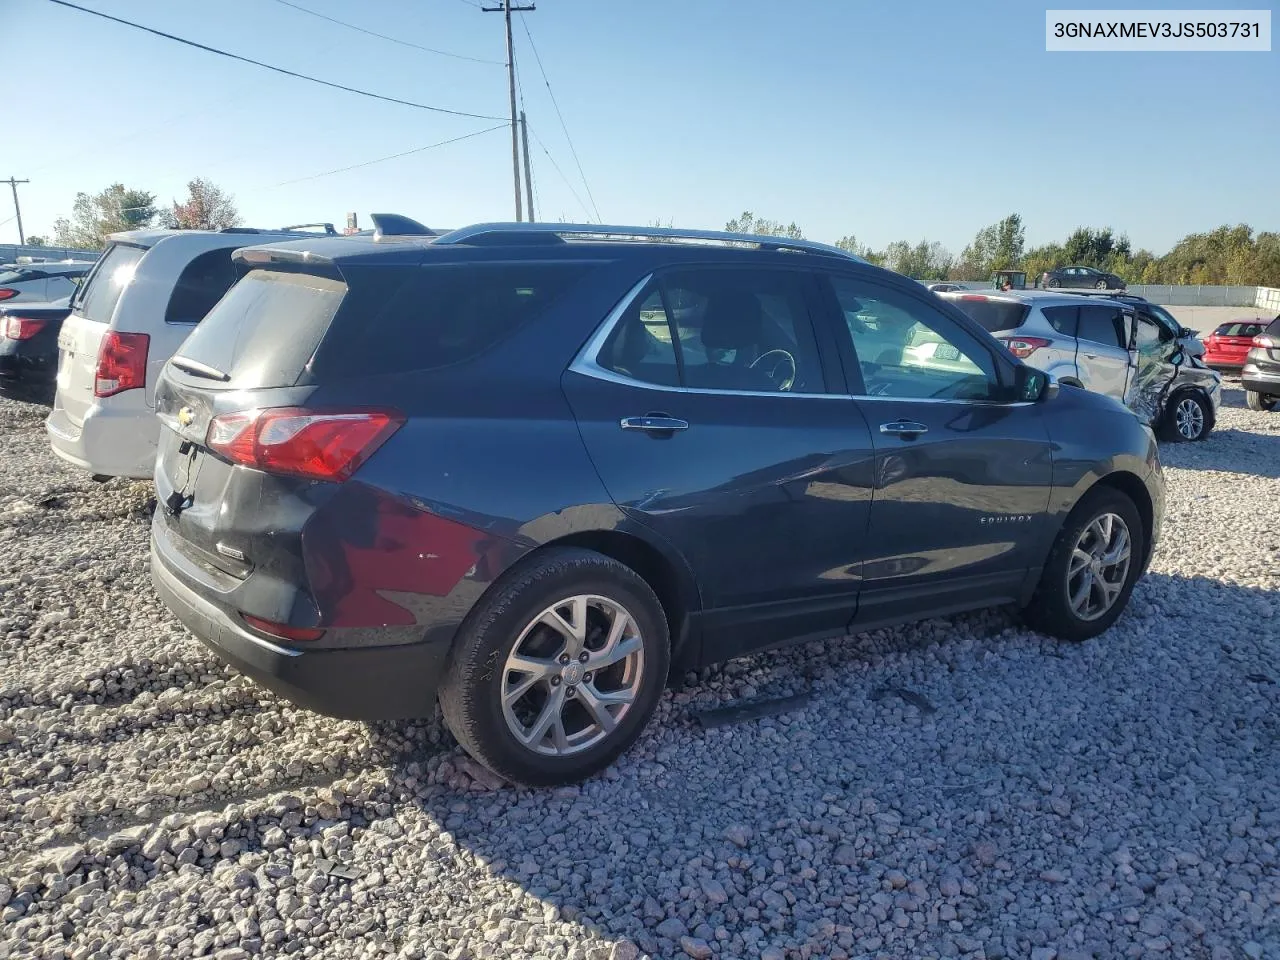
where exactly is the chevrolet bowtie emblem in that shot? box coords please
[177,406,195,427]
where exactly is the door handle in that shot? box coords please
[879,420,928,438]
[620,415,689,433]
[1083,352,1099,359]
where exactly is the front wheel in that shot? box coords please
[1095,279,1109,289]
[1246,390,1277,412]
[1160,390,1213,442]
[1023,487,1145,642]
[1047,278,1062,288]
[439,548,670,787]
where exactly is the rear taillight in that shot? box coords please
[3,316,47,340]
[1254,335,1277,348]
[206,407,404,482]
[240,613,325,643]
[1000,336,1051,359]
[94,331,149,398]
[0,289,16,302]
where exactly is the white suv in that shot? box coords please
[47,226,333,478]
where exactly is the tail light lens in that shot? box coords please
[94,331,150,397]
[207,407,404,482]
[4,316,47,340]
[0,289,16,302]
[240,613,325,643]
[1254,335,1277,348]
[1000,336,1051,359]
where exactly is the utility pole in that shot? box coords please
[4,178,29,245]
[519,111,535,222]
[483,0,534,222]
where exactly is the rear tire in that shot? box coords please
[1159,389,1213,442]
[1095,279,1108,289]
[1023,487,1145,642]
[1246,390,1277,412]
[439,548,670,787]
[1047,278,1062,288]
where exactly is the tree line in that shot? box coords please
[725,211,1280,287]
[24,179,242,249]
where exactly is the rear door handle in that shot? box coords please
[620,416,689,433]
[879,420,928,438]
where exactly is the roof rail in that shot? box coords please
[432,222,866,262]
[370,213,437,241]
[282,222,338,236]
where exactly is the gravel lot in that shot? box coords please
[1,384,1278,960]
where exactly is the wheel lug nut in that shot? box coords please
[559,654,570,665]
[583,672,592,683]
[578,652,589,663]
[566,686,576,697]
[550,676,561,686]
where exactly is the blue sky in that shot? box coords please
[5,0,1277,254]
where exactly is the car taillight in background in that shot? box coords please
[3,316,47,340]
[1000,336,1051,359]
[206,407,404,482]
[0,289,18,302]
[1253,335,1277,349]
[94,331,150,397]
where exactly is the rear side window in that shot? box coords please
[172,270,346,389]
[1041,306,1078,336]
[1076,305,1127,348]
[0,269,45,284]
[77,244,148,324]
[315,263,591,379]
[165,249,239,324]
[1266,318,1280,336]
[948,297,1030,333]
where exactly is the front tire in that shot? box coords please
[1160,390,1213,442]
[1095,279,1109,289]
[1047,278,1062,288]
[1023,487,1145,642]
[439,548,670,787]
[1246,390,1277,412]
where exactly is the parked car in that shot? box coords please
[0,297,72,402]
[47,224,339,479]
[1059,290,1206,360]
[927,282,963,293]
[0,261,93,304]
[942,290,1220,441]
[1202,319,1268,370]
[1242,316,1280,411]
[1041,266,1126,290]
[149,220,1164,786]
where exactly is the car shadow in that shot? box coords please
[370,571,1279,959]
[1160,425,1280,478]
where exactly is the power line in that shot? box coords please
[276,124,507,186]
[269,0,503,66]
[519,16,601,223]
[43,0,506,122]
[528,126,592,222]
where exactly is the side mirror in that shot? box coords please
[1179,327,1197,339]
[1015,365,1055,403]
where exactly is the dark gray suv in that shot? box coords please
[150,220,1165,785]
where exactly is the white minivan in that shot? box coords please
[47,226,334,479]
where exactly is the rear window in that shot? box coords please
[171,270,346,389]
[948,296,1030,333]
[312,263,591,379]
[0,269,44,285]
[1215,321,1264,337]
[165,249,239,324]
[76,243,148,324]
[1266,318,1280,336]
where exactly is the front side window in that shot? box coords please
[597,268,826,394]
[828,276,1000,401]
[1134,315,1165,352]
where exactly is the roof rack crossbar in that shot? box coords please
[432,222,866,262]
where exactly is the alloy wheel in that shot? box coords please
[1067,513,1132,621]
[500,594,645,756]
[1175,397,1205,439]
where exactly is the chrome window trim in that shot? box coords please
[568,271,1035,407]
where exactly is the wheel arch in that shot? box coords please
[1085,470,1155,571]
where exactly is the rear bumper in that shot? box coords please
[46,400,158,479]
[1242,365,1280,396]
[151,520,449,721]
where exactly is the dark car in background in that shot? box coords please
[1042,265,1126,290]
[150,220,1164,786]
[0,298,73,402]
[1242,316,1280,411]
[0,261,92,304]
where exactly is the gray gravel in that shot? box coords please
[2,382,1278,960]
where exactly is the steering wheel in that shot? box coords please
[750,348,797,391]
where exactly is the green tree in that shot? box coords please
[24,236,48,247]
[954,213,1024,279]
[53,184,158,249]
[881,239,953,280]
[724,211,803,239]
[164,178,240,231]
